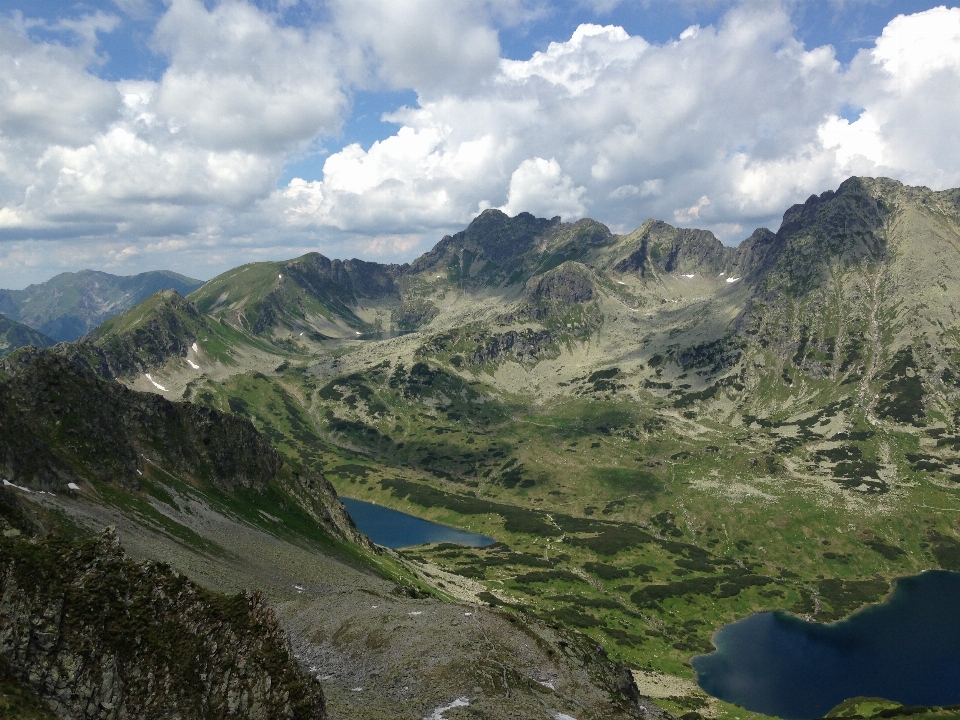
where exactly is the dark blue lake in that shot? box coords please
[339,497,495,549]
[692,571,960,720]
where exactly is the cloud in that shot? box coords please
[500,157,586,219]
[331,0,516,94]
[674,195,711,223]
[152,0,348,153]
[284,4,847,238]
[290,2,960,246]
[4,1,960,287]
[0,22,120,147]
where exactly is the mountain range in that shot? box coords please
[4,176,960,720]
[0,269,203,342]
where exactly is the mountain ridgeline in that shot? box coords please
[0,270,203,342]
[55,176,960,390]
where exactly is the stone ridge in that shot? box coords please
[0,528,326,720]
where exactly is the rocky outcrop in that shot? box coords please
[391,299,440,331]
[0,348,370,550]
[612,221,731,277]
[409,209,561,279]
[524,262,596,307]
[0,529,326,720]
[468,329,557,366]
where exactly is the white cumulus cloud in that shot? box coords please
[3,1,960,285]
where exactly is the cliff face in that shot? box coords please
[0,349,279,495]
[0,529,326,720]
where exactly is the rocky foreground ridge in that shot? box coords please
[0,526,326,720]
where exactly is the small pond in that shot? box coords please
[339,497,495,549]
[692,570,960,720]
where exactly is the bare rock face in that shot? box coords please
[0,528,326,720]
[523,262,596,308]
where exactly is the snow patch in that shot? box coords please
[538,679,557,690]
[1,479,53,496]
[616,280,626,285]
[682,274,696,278]
[186,359,200,370]
[409,611,422,616]
[191,342,198,353]
[145,374,168,391]
[726,277,740,283]
[67,482,81,491]
[552,714,578,720]
[425,697,469,720]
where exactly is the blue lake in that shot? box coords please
[339,497,495,549]
[692,571,960,720]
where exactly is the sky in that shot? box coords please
[1,0,959,288]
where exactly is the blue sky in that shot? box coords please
[1,0,959,286]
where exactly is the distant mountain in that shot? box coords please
[0,315,54,358]
[189,254,399,340]
[0,269,204,342]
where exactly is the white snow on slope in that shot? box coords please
[187,359,200,370]
[145,374,168,391]
[425,697,469,720]
[191,342,199,352]
[726,277,740,283]
[2,479,54,496]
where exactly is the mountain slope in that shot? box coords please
[0,347,655,720]
[0,347,367,549]
[0,270,203,342]
[0,315,53,358]
[182,176,960,720]
[24,176,960,720]
[189,254,400,340]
